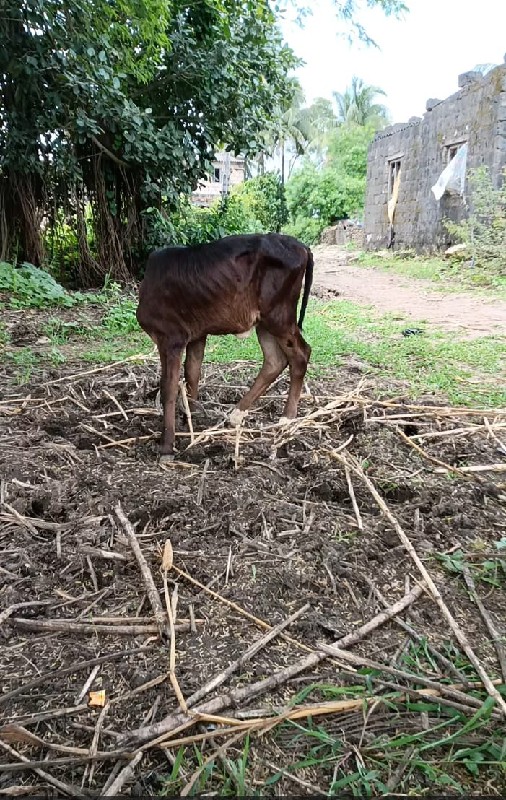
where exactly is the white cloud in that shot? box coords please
[280,0,506,122]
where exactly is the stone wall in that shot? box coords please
[364,62,506,251]
[320,221,365,247]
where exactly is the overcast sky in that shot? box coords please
[280,0,506,123]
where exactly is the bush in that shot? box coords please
[233,172,288,232]
[0,261,74,308]
[143,195,262,251]
[281,218,323,246]
[444,166,506,275]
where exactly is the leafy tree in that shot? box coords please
[234,173,288,231]
[284,121,376,244]
[0,0,298,282]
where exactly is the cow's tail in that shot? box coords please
[297,247,314,330]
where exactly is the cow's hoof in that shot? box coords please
[159,453,175,465]
[278,416,294,427]
[229,408,246,427]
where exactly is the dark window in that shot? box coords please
[444,142,466,165]
[388,159,402,195]
[213,167,221,182]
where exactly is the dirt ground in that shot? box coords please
[1,326,506,795]
[312,245,506,339]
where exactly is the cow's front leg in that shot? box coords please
[159,342,184,463]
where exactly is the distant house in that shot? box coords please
[364,60,506,251]
[191,151,246,207]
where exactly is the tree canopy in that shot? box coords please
[1,0,407,283]
[0,0,298,281]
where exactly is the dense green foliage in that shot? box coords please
[444,167,506,276]
[284,122,376,244]
[233,173,288,232]
[0,0,297,282]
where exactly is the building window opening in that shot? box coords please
[213,167,221,183]
[445,142,466,165]
[388,159,402,196]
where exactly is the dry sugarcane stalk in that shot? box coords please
[10,618,191,636]
[162,541,187,713]
[115,502,168,639]
[363,577,468,684]
[101,751,144,796]
[331,450,506,716]
[461,565,506,684]
[123,581,424,746]
[178,380,195,444]
[42,351,156,387]
[0,739,84,797]
[344,464,363,531]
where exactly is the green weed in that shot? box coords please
[5,348,39,383]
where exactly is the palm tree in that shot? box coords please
[275,84,339,181]
[333,76,390,129]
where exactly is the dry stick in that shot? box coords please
[0,725,88,756]
[234,417,243,470]
[76,665,101,705]
[344,464,363,531]
[78,545,129,562]
[42,352,156,387]
[178,380,195,444]
[0,646,154,706]
[124,584,423,746]
[2,704,89,728]
[9,618,187,636]
[434,463,506,474]
[462,565,506,684]
[100,751,144,797]
[102,388,128,421]
[186,603,310,709]
[364,578,468,684]
[0,740,84,798]
[115,502,167,639]
[317,645,497,714]
[162,541,187,713]
[196,458,210,506]
[331,450,506,716]
[0,600,54,627]
[86,703,110,786]
[484,416,506,452]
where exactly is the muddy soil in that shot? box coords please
[312,245,506,339]
[1,345,505,795]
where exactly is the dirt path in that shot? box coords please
[312,245,506,339]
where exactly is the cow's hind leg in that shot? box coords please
[157,339,184,462]
[184,336,207,410]
[229,325,288,426]
[276,328,311,424]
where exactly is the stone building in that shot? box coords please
[191,151,245,207]
[364,61,506,251]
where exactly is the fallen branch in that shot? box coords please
[123,582,423,746]
[0,739,85,797]
[115,502,168,639]
[330,450,506,716]
[10,618,191,636]
[462,565,506,684]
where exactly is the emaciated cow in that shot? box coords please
[136,233,313,462]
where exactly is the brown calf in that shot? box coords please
[136,233,313,462]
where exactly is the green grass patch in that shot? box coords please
[203,299,506,408]
[357,251,506,298]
